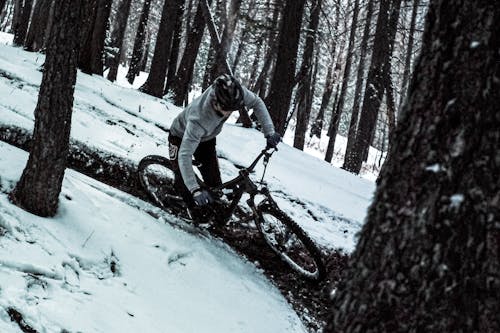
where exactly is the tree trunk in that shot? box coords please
[343,0,375,170]
[126,0,152,84]
[24,0,52,51]
[78,0,98,73]
[88,0,112,75]
[327,0,500,331]
[251,0,281,96]
[293,0,321,150]
[170,0,213,106]
[10,0,82,217]
[0,0,7,16]
[140,0,184,97]
[398,0,420,110]
[201,0,225,91]
[11,0,22,36]
[379,0,402,156]
[13,0,33,46]
[164,0,186,94]
[310,56,335,139]
[107,0,133,82]
[343,0,392,174]
[324,0,360,163]
[265,0,306,134]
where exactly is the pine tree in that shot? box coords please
[11,0,83,217]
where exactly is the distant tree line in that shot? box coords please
[0,0,428,175]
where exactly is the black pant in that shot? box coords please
[168,135,222,207]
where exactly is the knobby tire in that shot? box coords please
[256,202,326,282]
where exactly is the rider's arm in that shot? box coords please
[178,121,205,193]
[242,87,275,137]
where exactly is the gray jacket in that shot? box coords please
[170,84,276,193]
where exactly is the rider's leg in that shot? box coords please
[193,138,222,188]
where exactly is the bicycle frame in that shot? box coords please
[209,148,277,224]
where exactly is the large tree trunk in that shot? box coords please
[107,0,133,82]
[343,0,375,170]
[170,0,213,106]
[265,0,306,134]
[10,0,82,217]
[140,0,184,98]
[342,0,392,174]
[324,0,360,162]
[126,0,152,84]
[13,0,33,46]
[327,0,500,331]
[293,0,321,150]
[24,0,53,51]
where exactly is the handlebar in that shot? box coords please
[246,147,277,173]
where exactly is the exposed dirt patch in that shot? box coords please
[210,224,347,332]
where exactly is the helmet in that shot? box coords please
[213,74,244,111]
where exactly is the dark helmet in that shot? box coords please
[213,74,244,111]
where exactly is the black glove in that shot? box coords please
[266,132,281,149]
[192,188,214,206]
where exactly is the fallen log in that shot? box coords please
[0,124,147,200]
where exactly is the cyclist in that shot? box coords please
[168,74,281,213]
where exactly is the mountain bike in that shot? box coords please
[137,147,326,282]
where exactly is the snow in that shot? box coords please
[0,32,376,332]
[0,142,305,333]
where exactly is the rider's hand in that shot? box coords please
[266,132,281,149]
[192,188,214,206]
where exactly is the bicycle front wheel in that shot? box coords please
[256,202,326,282]
[137,155,182,209]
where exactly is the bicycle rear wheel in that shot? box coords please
[256,202,326,282]
[137,155,185,213]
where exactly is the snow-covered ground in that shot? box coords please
[0,32,376,332]
[0,142,305,333]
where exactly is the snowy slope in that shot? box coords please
[0,31,376,331]
[0,141,305,333]
[0,33,375,253]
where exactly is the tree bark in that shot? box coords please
[293,0,321,150]
[170,0,213,106]
[10,0,82,217]
[126,0,152,84]
[13,0,33,46]
[140,0,184,98]
[265,0,306,135]
[343,0,375,170]
[107,0,133,82]
[327,0,500,331]
[324,0,360,162]
[24,0,52,51]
